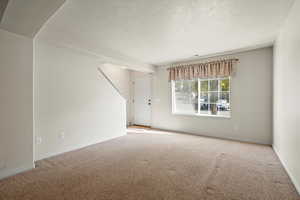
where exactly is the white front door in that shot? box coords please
[134,74,152,126]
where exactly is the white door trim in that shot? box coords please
[133,73,152,127]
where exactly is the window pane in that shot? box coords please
[209,92,218,103]
[220,92,230,103]
[217,92,230,115]
[173,77,231,117]
[220,79,230,91]
[174,80,198,113]
[200,92,208,103]
[200,80,208,92]
[209,80,218,91]
[200,103,209,114]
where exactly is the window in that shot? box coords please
[172,77,231,117]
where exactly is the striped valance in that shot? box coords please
[168,58,238,81]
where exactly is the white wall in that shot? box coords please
[100,64,133,125]
[152,47,273,145]
[35,41,126,160]
[0,29,34,178]
[273,0,300,194]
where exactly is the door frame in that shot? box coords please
[132,72,152,127]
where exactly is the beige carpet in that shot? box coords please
[0,130,299,200]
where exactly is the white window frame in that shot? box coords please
[171,77,231,118]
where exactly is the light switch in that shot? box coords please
[59,132,65,139]
[36,137,42,145]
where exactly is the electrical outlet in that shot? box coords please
[36,136,42,145]
[0,160,6,170]
[59,131,65,140]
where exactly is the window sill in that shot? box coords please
[172,112,231,119]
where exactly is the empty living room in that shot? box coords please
[1,0,300,199]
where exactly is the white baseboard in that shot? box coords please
[150,126,271,145]
[36,133,126,161]
[273,146,300,195]
[0,163,35,180]
[0,134,125,180]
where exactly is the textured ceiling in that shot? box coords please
[35,0,296,65]
[37,0,295,65]
[0,0,65,37]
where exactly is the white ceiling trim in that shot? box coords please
[157,41,274,66]
[36,39,155,73]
